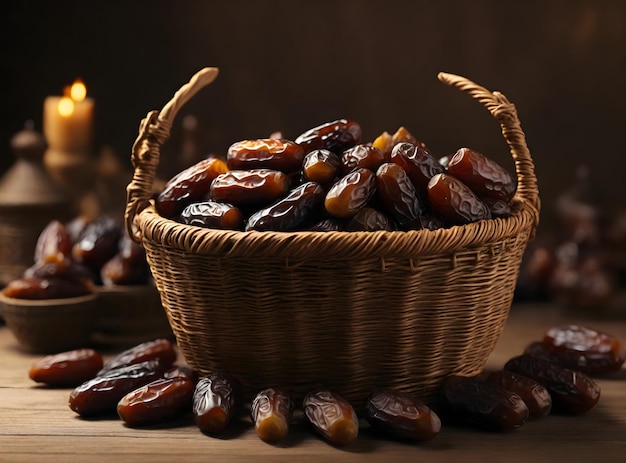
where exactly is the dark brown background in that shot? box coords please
[1,0,625,235]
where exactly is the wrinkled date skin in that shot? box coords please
[250,388,294,443]
[295,119,362,155]
[69,360,165,417]
[340,144,385,176]
[543,324,626,375]
[245,182,325,231]
[2,276,93,299]
[303,389,359,446]
[209,169,289,207]
[193,372,240,435]
[29,349,103,387]
[227,138,305,174]
[376,162,424,227]
[117,376,195,427]
[503,354,601,414]
[345,207,393,231]
[156,157,229,219]
[427,173,491,225]
[390,142,444,197]
[308,218,343,232]
[100,233,149,286]
[365,389,441,442]
[485,370,552,418]
[324,168,376,219]
[179,200,244,230]
[98,339,177,376]
[302,149,340,185]
[446,147,516,203]
[71,216,122,277]
[441,375,529,432]
[34,220,73,264]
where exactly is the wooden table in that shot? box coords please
[2,300,626,463]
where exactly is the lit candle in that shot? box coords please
[43,79,94,154]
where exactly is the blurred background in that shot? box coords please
[1,0,625,299]
[2,0,625,228]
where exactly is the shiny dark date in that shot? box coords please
[345,207,393,231]
[340,144,385,175]
[485,370,552,418]
[117,376,195,426]
[376,162,424,226]
[390,142,444,197]
[98,339,177,376]
[365,389,441,442]
[209,169,289,207]
[324,168,376,219]
[69,360,165,416]
[245,182,325,231]
[250,388,294,443]
[29,348,103,387]
[227,138,305,173]
[295,119,361,154]
[156,157,229,218]
[71,216,122,276]
[441,375,529,432]
[503,354,601,414]
[446,147,516,203]
[34,220,73,264]
[302,149,340,185]
[303,389,358,446]
[179,200,244,230]
[427,173,491,225]
[193,372,240,435]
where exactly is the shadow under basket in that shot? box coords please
[124,68,541,410]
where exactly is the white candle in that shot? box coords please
[43,79,94,154]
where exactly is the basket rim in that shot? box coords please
[135,194,536,259]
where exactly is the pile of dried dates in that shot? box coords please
[27,324,624,445]
[155,121,517,232]
[2,215,149,300]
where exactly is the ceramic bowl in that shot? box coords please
[0,291,97,354]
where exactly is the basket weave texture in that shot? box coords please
[125,68,540,408]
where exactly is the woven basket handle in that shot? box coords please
[437,72,540,231]
[125,67,220,241]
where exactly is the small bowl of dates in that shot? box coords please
[0,220,98,354]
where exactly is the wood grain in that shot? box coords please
[2,301,626,462]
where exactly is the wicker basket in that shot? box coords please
[125,67,540,408]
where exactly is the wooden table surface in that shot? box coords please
[2,299,626,463]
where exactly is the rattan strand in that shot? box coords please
[124,68,540,409]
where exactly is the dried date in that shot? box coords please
[179,200,244,230]
[427,173,491,225]
[441,375,529,432]
[390,142,444,197]
[446,147,516,203]
[193,372,240,435]
[117,376,195,426]
[485,370,552,418]
[34,220,73,264]
[245,182,325,232]
[365,389,441,442]
[303,389,358,446]
[100,233,149,286]
[503,354,601,414]
[156,157,229,218]
[345,207,393,231]
[250,388,294,443]
[209,169,289,207]
[69,360,165,416]
[295,119,361,154]
[29,348,103,387]
[2,276,92,299]
[302,149,340,185]
[340,144,385,175]
[307,218,343,232]
[98,339,177,376]
[71,216,122,277]
[376,162,424,226]
[324,168,376,219]
[163,364,199,383]
[227,138,305,174]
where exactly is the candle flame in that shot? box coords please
[70,79,87,102]
[58,96,75,117]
